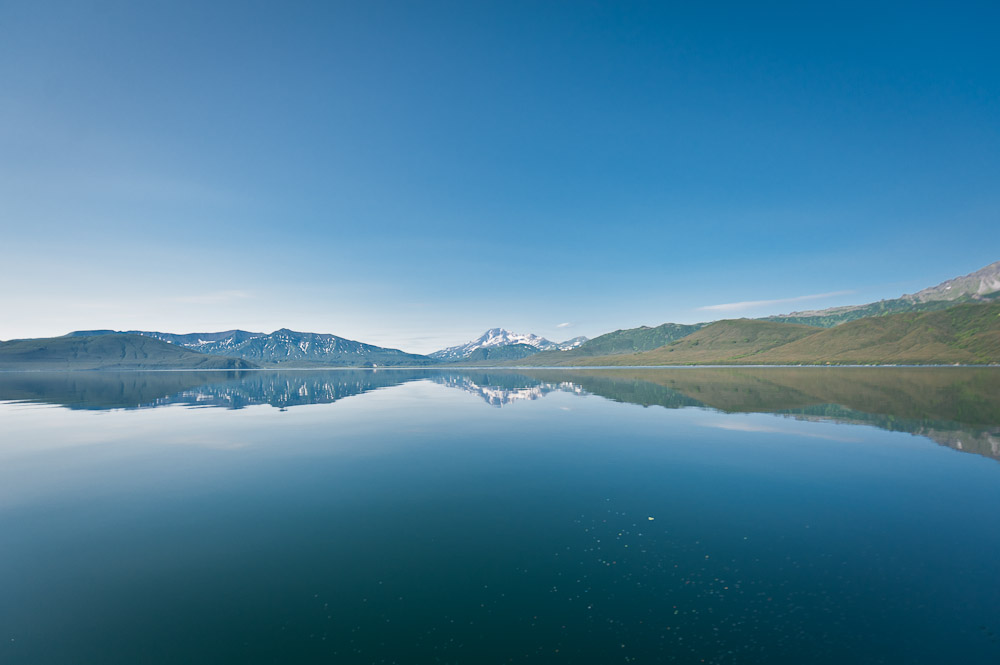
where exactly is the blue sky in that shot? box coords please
[1,1,998,352]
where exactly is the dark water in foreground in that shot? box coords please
[1,368,999,664]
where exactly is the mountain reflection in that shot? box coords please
[437,373,587,406]
[1,368,997,461]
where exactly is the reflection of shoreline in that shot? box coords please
[1,368,998,461]
[781,412,1000,460]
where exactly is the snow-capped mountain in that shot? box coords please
[68,329,435,367]
[429,328,588,361]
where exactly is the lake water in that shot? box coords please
[1,368,999,664]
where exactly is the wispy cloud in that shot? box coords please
[169,290,252,305]
[698,290,855,312]
[556,322,572,328]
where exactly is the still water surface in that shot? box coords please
[1,368,999,664]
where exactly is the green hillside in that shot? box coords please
[760,297,971,327]
[760,293,1000,328]
[512,322,705,366]
[568,319,821,365]
[576,303,1000,366]
[752,302,1000,364]
[0,334,259,370]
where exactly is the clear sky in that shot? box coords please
[1,1,998,353]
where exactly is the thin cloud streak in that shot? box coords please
[556,322,572,328]
[698,290,856,312]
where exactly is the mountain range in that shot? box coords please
[67,328,435,367]
[1,260,998,369]
[0,334,256,371]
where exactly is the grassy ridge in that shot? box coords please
[759,298,968,327]
[0,334,259,370]
[528,303,1000,366]
[533,319,821,366]
[512,322,705,366]
[761,291,1000,328]
[752,303,1000,364]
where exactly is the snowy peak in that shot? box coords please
[476,328,550,349]
[430,328,588,360]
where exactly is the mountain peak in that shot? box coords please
[905,260,1000,303]
[765,259,1000,327]
[430,328,588,361]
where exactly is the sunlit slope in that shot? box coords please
[0,334,259,370]
[512,322,705,366]
[567,320,821,365]
[751,303,1000,364]
[575,303,1000,365]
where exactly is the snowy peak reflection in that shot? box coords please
[166,371,425,410]
[0,370,585,411]
[434,374,585,407]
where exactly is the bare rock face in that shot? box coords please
[904,261,1000,303]
[767,260,1000,326]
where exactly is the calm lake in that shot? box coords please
[1,368,999,664]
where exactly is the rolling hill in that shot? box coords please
[751,302,1000,364]
[568,303,1000,366]
[511,322,707,366]
[0,334,258,370]
[567,319,821,365]
[69,328,435,367]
